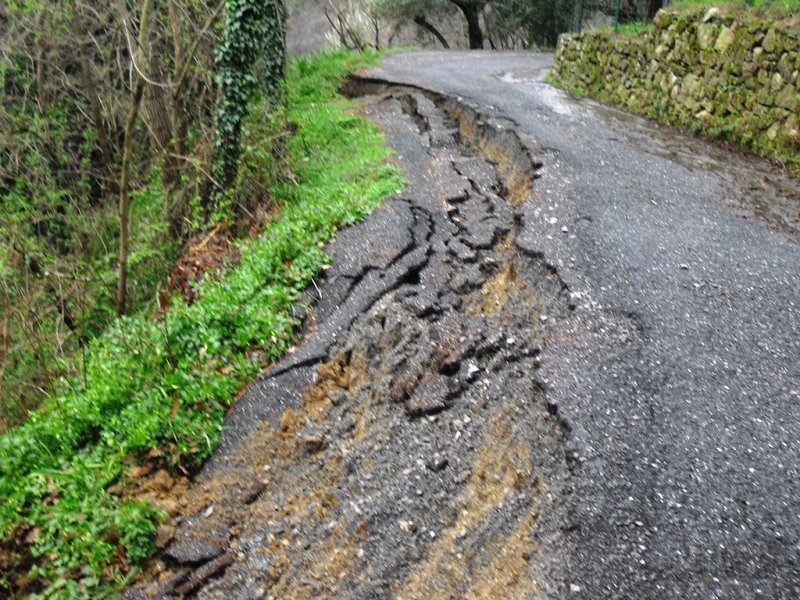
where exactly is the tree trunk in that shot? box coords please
[117,0,154,317]
[451,1,484,49]
[413,15,450,49]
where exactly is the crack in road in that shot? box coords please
[125,51,800,600]
[124,64,580,600]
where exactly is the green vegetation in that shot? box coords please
[588,19,655,35]
[0,50,402,599]
[0,0,278,431]
[671,0,800,15]
[552,6,800,170]
[213,0,287,196]
[615,20,656,34]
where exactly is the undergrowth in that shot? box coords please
[0,49,402,599]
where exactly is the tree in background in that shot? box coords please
[450,0,488,48]
[572,0,665,29]
[369,0,458,49]
[485,0,573,49]
[374,0,486,49]
[372,0,574,50]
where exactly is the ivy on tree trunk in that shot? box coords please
[212,0,286,212]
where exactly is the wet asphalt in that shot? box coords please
[364,51,800,598]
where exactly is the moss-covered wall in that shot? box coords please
[550,8,800,162]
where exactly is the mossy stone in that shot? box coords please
[775,83,797,110]
[654,9,674,29]
[715,26,735,54]
[698,23,717,50]
[763,28,781,54]
[756,86,774,106]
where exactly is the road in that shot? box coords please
[364,51,800,598]
[125,51,800,600]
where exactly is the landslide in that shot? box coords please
[124,79,578,599]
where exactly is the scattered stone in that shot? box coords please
[327,389,347,406]
[165,528,230,564]
[175,552,234,596]
[432,341,463,375]
[427,457,449,472]
[475,330,503,357]
[391,375,419,403]
[300,434,328,453]
[399,520,418,532]
[405,375,456,417]
[139,470,174,494]
[155,525,176,550]
[234,479,267,505]
[449,273,471,293]
[128,464,153,479]
[152,498,182,517]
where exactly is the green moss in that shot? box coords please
[0,50,403,599]
[552,7,800,169]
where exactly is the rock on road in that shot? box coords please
[126,51,799,600]
[362,51,800,597]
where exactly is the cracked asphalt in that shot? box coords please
[361,51,800,598]
[126,51,800,600]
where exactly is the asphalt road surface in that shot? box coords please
[362,51,800,598]
[126,51,800,600]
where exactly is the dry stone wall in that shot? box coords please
[550,8,800,162]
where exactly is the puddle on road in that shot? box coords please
[497,71,800,242]
[498,70,576,117]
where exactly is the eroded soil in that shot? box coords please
[123,80,580,599]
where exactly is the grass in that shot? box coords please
[670,0,800,16]
[0,49,403,599]
[672,0,800,8]
[617,21,656,35]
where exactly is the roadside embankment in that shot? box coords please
[550,8,800,166]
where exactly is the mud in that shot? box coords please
[124,80,578,599]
